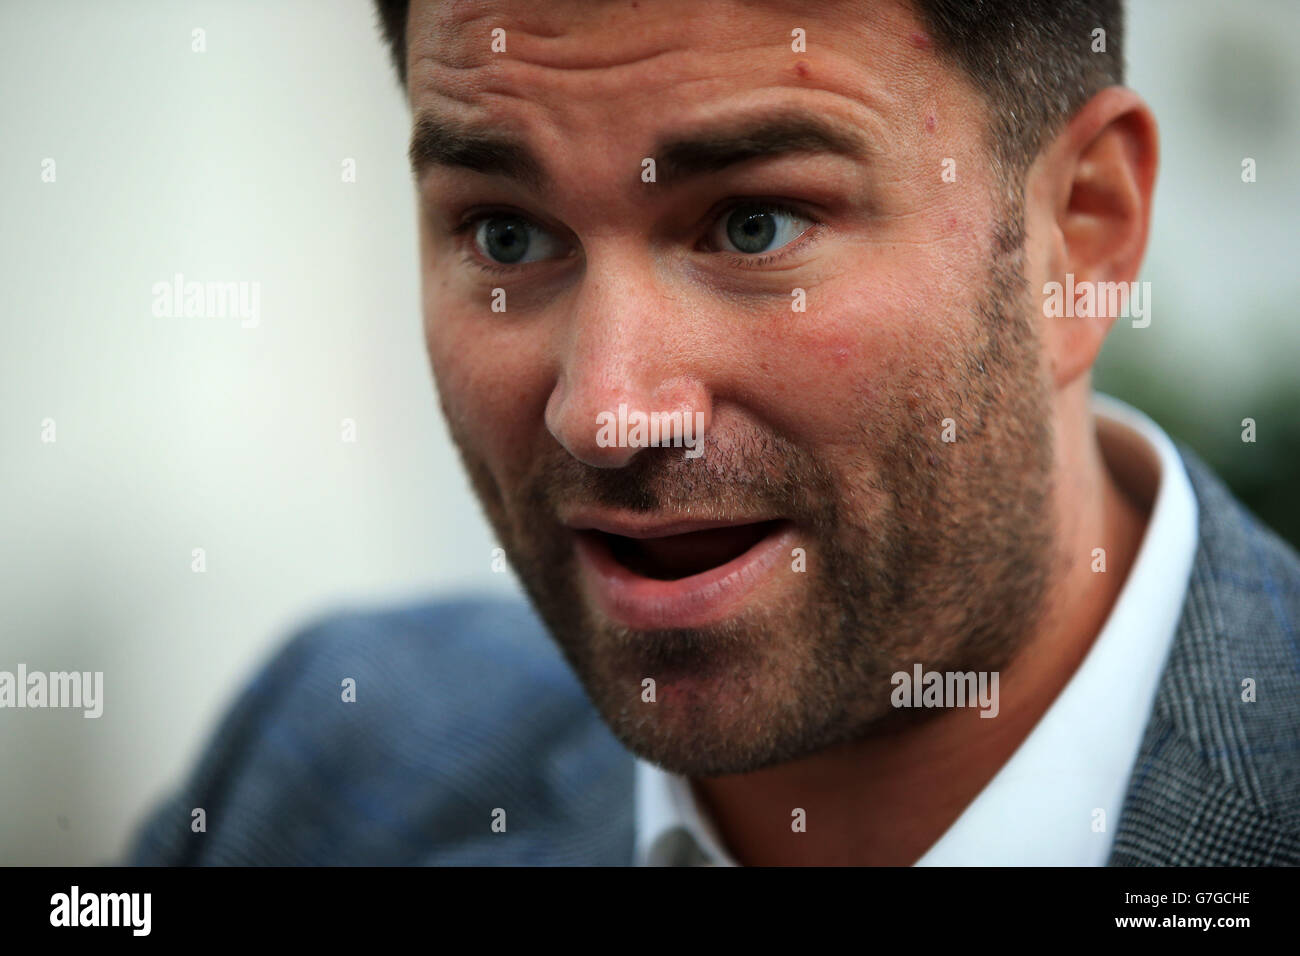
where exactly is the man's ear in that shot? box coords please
[1027,86,1159,388]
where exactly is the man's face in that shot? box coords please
[409,0,1059,776]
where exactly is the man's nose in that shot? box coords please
[544,264,713,469]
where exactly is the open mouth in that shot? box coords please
[579,519,787,581]
[568,514,798,629]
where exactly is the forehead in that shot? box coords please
[404,0,971,164]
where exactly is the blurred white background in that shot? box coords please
[1,0,1297,865]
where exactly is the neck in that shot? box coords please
[693,390,1150,866]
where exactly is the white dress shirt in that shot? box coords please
[634,392,1200,866]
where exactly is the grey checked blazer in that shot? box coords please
[126,446,1300,865]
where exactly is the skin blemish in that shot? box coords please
[925,113,936,132]
[908,32,931,50]
[794,60,810,78]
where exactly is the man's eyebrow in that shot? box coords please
[655,111,875,181]
[407,109,873,190]
[408,114,547,190]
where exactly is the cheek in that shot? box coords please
[420,233,528,454]
[425,297,551,476]
[742,271,965,444]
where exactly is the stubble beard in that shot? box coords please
[437,226,1059,778]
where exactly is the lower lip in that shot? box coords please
[573,522,798,630]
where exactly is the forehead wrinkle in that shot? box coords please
[411,55,900,149]
[406,5,943,202]
[409,0,917,122]
[410,3,676,74]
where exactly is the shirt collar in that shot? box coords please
[634,392,1199,866]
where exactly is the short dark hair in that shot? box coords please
[373,0,1123,185]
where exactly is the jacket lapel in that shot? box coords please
[1109,448,1300,865]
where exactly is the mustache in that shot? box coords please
[523,428,840,524]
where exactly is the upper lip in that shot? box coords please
[561,509,783,539]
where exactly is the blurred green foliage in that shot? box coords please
[1094,352,1300,552]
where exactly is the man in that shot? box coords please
[128,0,1300,866]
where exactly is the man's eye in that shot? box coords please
[472,215,564,265]
[709,203,813,255]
